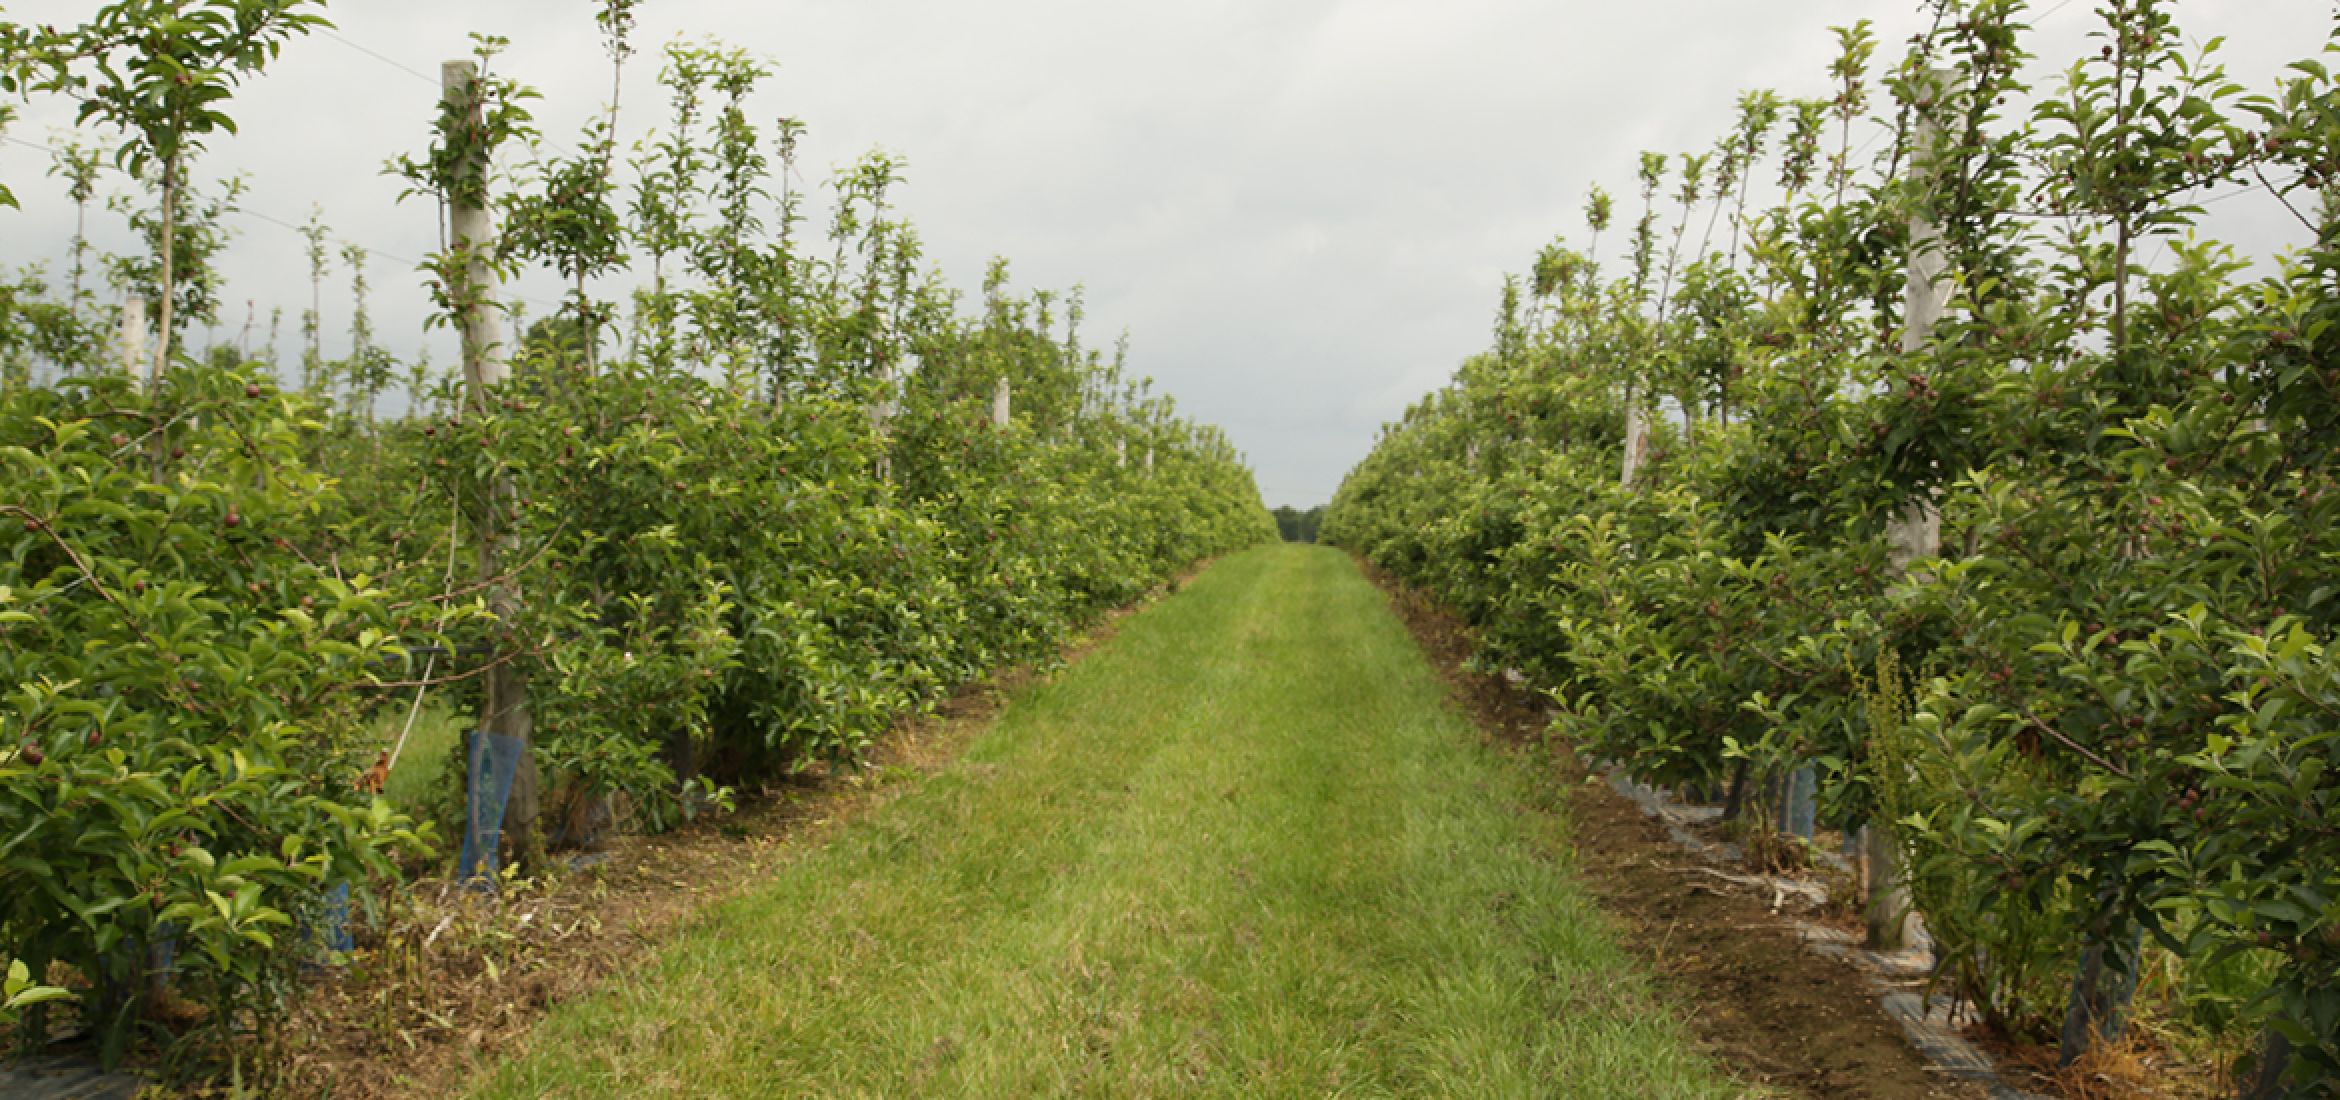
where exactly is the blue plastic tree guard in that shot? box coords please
[457,730,525,889]
[147,925,176,983]
[2059,924,2147,1068]
[1778,763,1818,840]
[320,881,353,953]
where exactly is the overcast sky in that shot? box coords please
[2,1,2329,507]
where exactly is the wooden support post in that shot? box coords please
[443,59,540,875]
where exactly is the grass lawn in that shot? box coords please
[373,696,466,813]
[462,544,1742,1098]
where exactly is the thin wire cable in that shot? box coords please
[319,28,440,87]
[2036,0,2084,24]
[309,27,586,161]
[382,495,463,776]
[2199,182,2268,208]
[234,202,427,270]
[1852,121,1893,160]
[6,129,566,311]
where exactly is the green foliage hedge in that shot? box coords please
[2,368,428,1060]
[0,0,1273,1071]
[1327,4,2340,1088]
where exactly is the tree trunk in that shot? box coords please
[2238,1027,2303,1100]
[1720,759,1754,821]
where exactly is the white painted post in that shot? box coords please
[1884,165,1949,569]
[1869,67,1957,953]
[119,296,148,391]
[1889,66,1955,567]
[443,58,538,874]
[991,377,1011,428]
[445,61,508,393]
[1621,375,1659,791]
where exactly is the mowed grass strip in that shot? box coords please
[465,545,1740,1099]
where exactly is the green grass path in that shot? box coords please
[467,545,1738,1099]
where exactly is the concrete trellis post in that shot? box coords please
[1888,67,1956,565]
[870,364,900,482]
[118,297,148,391]
[1621,398,1648,486]
[443,58,538,880]
[1868,67,1958,953]
[1617,376,1667,798]
[447,63,509,390]
[1888,71,1956,564]
[992,377,1011,428]
[1617,372,1660,794]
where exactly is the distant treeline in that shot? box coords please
[1272,505,1325,543]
